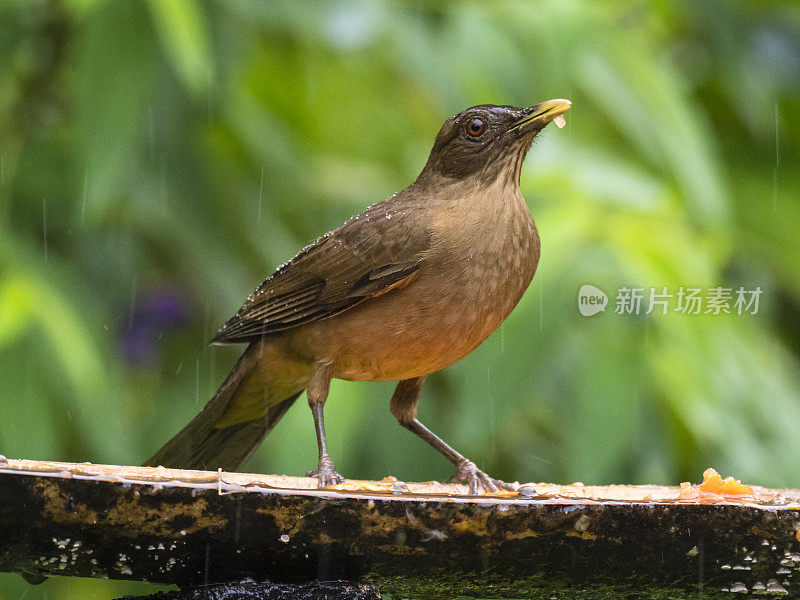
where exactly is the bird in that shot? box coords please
[145,99,571,494]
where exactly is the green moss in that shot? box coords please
[372,572,744,600]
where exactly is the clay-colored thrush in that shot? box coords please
[146,99,571,494]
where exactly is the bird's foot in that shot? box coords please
[446,460,517,495]
[307,455,345,488]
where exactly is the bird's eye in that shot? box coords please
[465,118,486,137]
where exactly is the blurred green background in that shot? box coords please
[1,0,799,597]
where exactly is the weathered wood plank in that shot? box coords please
[1,458,799,597]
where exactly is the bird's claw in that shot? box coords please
[446,460,517,495]
[307,455,345,488]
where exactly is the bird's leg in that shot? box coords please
[305,362,344,487]
[390,377,515,494]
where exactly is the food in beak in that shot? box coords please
[554,114,566,129]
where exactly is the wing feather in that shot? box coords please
[212,196,430,344]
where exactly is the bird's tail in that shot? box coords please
[144,342,305,472]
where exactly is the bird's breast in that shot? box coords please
[422,187,540,352]
[293,186,540,382]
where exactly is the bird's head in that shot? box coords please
[419,99,571,186]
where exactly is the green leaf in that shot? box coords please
[74,0,157,224]
[147,0,214,96]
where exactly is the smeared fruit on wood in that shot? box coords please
[698,468,754,495]
[679,467,754,502]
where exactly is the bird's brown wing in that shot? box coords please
[212,200,430,344]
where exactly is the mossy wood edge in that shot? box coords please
[1,458,800,597]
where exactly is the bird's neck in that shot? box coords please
[421,171,535,257]
[414,168,524,204]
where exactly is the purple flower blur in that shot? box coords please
[120,287,190,367]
